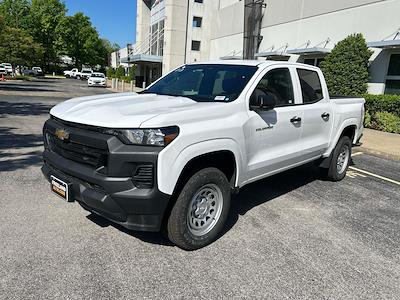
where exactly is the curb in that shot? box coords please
[353,145,400,161]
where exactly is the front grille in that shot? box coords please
[47,133,107,168]
[132,165,154,188]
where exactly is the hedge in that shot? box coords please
[363,94,400,134]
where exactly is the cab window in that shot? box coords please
[250,68,294,107]
[297,69,323,103]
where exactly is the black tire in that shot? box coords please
[322,136,352,181]
[167,167,231,250]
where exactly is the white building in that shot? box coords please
[125,0,400,94]
[110,44,134,70]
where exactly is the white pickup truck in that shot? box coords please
[42,61,364,250]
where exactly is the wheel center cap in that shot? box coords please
[194,197,209,218]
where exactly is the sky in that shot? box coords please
[63,0,137,47]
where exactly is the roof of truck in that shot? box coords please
[186,60,320,70]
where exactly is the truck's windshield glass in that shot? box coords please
[142,64,258,102]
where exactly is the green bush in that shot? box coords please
[106,68,115,78]
[127,66,136,81]
[373,112,400,134]
[364,94,400,117]
[320,33,373,96]
[363,94,400,133]
[364,111,371,127]
[115,66,125,79]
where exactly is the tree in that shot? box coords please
[320,33,373,96]
[0,15,44,67]
[0,0,31,30]
[57,12,109,69]
[101,39,120,55]
[29,0,67,70]
[115,66,125,79]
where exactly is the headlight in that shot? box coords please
[106,126,179,146]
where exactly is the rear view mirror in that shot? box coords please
[250,94,276,111]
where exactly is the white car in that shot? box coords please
[77,68,93,80]
[32,67,43,76]
[64,68,78,78]
[0,64,6,75]
[87,72,107,87]
[2,63,13,75]
[42,60,365,250]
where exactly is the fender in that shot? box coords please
[157,139,244,195]
[323,117,359,157]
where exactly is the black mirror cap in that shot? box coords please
[250,94,276,111]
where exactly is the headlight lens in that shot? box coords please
[106,127,179,146]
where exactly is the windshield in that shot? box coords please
[91,73,105,78]
[142,64,257,102]
[82,70,92,73]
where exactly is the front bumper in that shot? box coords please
[42,118,171,232]
[88,81,106,87]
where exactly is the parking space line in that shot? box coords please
[349,166,400,186]
[352,152,363,157]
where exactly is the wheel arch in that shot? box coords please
[157,139,243,196]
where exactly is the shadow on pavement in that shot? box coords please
[224,163,319,231]
[0,127,43,171]
[86,213,173,247]
[0,85,59,92]
[85,163,320,248]
[0,101,53,117]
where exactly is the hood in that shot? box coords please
[50,92,199,128]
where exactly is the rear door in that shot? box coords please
[296,68,333,159]
[244,66,304,181]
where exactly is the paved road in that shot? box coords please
[0,79,399,299]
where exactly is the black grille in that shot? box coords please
[47,133,107,168]
[132,165,154,188]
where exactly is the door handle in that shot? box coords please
[290,116,302,123]
[321,112,330,120]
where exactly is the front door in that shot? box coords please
[244,66,304,182]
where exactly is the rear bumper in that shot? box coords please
[41,118,171,232]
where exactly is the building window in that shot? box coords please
[194,0,203,3]
[303,57,325,67]
[385,54,400,95]
[193,16,202,27]
[191,40,201,51]
[387,54,400,76]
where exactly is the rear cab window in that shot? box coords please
[297,69,324,103]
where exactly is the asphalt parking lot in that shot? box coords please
[0,78,399,299]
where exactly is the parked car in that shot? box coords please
[32,67,43,76]
[77,68,93,80]
[64,68,78,78]
[0,64,6,76]
[42,61,365,250]
[87,72,106,87]
[22,69,35,76]
[2,63,13,75]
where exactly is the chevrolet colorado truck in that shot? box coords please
[42,61,364,250]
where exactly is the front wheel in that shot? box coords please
[322,136,352,181]
[166,168,231,250]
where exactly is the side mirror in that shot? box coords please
[250,94,276,111]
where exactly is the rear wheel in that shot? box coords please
[322,136,352,181]
[166,167,231,250]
